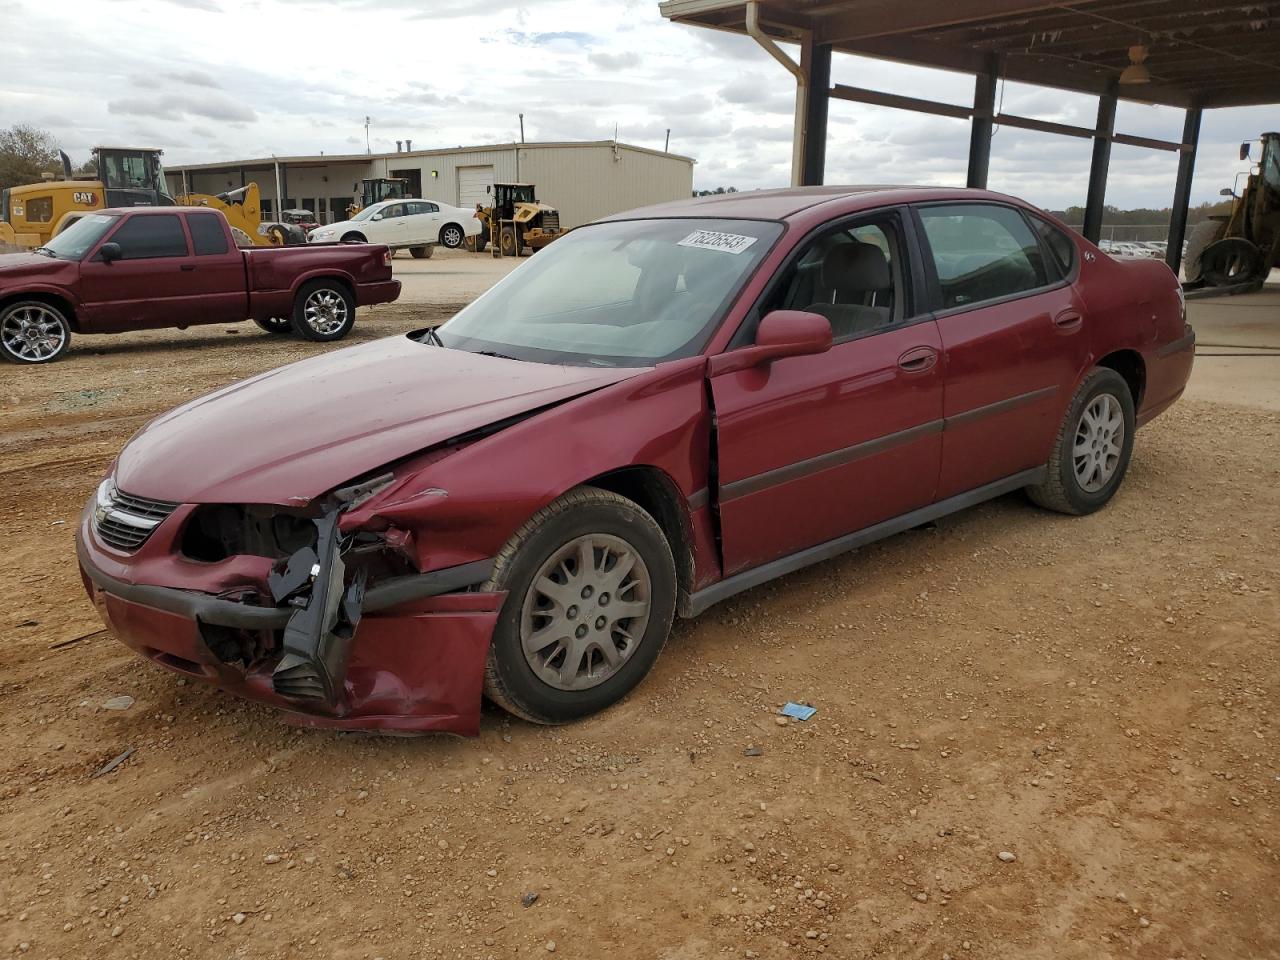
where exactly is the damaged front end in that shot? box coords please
[77,473,505,736]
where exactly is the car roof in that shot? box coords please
[601,185,1034,222]
[99,206,221,215]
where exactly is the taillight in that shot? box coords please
[382,251,392,267]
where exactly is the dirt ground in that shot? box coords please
[1,296,1277,960]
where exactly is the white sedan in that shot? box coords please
[309,199,482,257]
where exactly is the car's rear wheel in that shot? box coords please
[254,317,293,335]
[440,223,465,249]
[290,279,355,342]
[483,487,677,724]
[0,300,71,364]
[409,245,434,259]
[1027,367,1135,515]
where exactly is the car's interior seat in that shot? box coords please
[804,241,893,339]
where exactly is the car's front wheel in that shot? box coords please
[440,223,465,249]
[483,487,677,724]
[291,279,355,342]
[0,300,71,364]
[1027,367,1135,515]
[340,232,367,244]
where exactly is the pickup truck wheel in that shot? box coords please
[440,224,465,249]
[482,487,677,725]
[409,245,434,260]
[1027,368,1135,516]
[254,317,293,336]
[1,300,71,364]
[291,280,355,342]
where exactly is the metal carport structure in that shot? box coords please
[659,0,1280,274]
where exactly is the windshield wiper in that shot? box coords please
[421,326,445,347]
[475,349,521,361]
[32,246,57,258]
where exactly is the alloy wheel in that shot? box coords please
[303,289,348,335]
[1073,392,1124,492]
[519,534,652,691]
[443,226,463,248]
[2,304,66,362]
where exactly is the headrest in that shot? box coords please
[821,240,891,293]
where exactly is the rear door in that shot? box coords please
[710,210,945,575]
[77,213,198,331]
[913,202,1090,499]
[404,201,441,245]
[184,211,249,324]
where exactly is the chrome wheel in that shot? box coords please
[302,288,348,336]
[442,225,464,248]
[520,534,652,692]
[2,303,67,363]
[1073,392,1124,492]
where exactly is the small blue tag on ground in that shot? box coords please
[780,702,816,721]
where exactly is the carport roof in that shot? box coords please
[659,0,1280,108]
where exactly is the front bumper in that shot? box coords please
[76,502,501,735]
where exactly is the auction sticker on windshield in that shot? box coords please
[678,229,758,255]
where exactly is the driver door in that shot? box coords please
[373,202,410,245]
[709,212,945,575]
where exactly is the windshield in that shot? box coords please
[435,218,782,367]
[350,203,383,222]
[40,213,119,259]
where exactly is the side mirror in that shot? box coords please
[1240,141,1251,161]
[371,213,383,221]
[708,310,832,376]
[1220,188,1235,197]
[99,242,122,263]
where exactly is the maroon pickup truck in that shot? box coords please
[0,207,400,364]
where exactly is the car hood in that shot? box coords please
[0,252,65,276]
[114,335,638,506]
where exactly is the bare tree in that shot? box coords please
[0,124,62,192]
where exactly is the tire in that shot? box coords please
[473,232,488,254]
[290,279,355,342]
[409,245,434,260]
[440,223,465,249]
[340,232,367,244]
[1183,219,1226,284]
[1027,368,1136,516]
[500,226,518,257]
[482,487,677,725]
[0,299,72,364]
[267,224,290,247]
[254,317,293,335]
[1200,238,1265,287]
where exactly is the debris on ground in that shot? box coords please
[780,702,817,721]
[91,747,133,779]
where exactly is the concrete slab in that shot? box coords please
[1184,281,1280,412]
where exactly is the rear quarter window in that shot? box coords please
[1027,214,1077,278]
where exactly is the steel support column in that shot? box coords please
[967,56,998,189]
[1082,80,1117,243]
[1165,106,1202,277]
[801,39,832,186]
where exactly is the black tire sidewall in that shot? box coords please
[1054,370,1136,514]
[290,280,355,341]
[0,301,71,364]
[254,317,293,335]
[488,501,676,722]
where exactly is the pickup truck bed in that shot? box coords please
[0,206,400,364]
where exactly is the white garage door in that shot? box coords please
[457,165,494,209]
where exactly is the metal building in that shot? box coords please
[166,141,696,228]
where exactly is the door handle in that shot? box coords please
[1053,310,1083,332]
[180,264,197,272]
[897,345,938,372]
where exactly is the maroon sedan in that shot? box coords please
[76,187,1194,735]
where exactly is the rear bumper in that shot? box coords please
[76,504,500,735]
[1139,328,1195,428]
[357,279,401,308]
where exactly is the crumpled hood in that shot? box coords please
[114,335,637,505]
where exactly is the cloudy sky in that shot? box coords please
[3,0,1272,212]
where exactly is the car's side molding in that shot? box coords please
[944,385,1058,428]
[684,466,1046,618]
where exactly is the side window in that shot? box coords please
[107,215,189,259]
[380,203,403,218]
[188,213,229,256]
[1027,213,1076,279]
[426,202,439,213]
[26,196,54,223]
[764,218,905,343]
[918,204,1048,309]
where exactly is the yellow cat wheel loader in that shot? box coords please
[471,183,563,257]
[1185,132,1280,290]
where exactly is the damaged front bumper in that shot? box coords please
[75,490,503,735]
